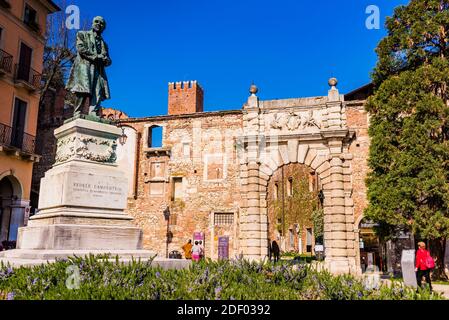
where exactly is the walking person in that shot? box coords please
[191,241,201,262]
[415,241,434,292]
[198,240,205,260]
[272,240,280,263]
[182,239,192,260]
[268,239,272,262]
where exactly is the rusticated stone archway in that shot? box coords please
[238,80,359,275]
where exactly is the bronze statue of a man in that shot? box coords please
[66,16,112,117]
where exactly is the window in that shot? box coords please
[287,178,293,197]
[0,0,11,9]
[182,142,190,159]
[172,177,183,200]
[214,213,234,226]
[150,161,165,179]
[289,229,295,248]
[12,98,27,149]
[274,183,279,200]
[147,126,162,148]
[17,42,32,82]
[309,173,315,192]
[306,228,313,253]
[24,4,38,26]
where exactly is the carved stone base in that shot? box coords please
[0,119,154,266]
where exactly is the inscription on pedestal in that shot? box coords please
[66,175,127,210]
[72,183,124,198]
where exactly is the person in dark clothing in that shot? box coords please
[268,239,272,262]
[271,240,280,263]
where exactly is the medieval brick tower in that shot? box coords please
[168,81,204,115]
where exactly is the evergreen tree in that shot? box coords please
[366,0,449,279]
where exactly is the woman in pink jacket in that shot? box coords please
[415,242,433,291]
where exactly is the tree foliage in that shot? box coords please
[366,58,449,240]
[367,0,449,279]
[373,0,449,85]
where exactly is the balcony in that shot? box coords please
[0,49,13,75]
[0,122,39,161]
[0,0,11,9]
[14,64,42,92]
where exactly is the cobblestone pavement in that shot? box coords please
[433,284,449,298]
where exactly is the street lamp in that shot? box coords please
[118,126,128,146]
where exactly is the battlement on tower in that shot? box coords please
[168,80,204,115]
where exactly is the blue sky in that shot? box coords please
[60,0,409,118]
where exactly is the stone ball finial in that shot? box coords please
[250,83,258,95]
[328,77,338,88]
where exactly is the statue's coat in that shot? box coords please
[66,30,111,102]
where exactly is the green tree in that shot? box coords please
[366,0,449,279]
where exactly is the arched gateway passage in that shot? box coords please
[0,174,24,245]
[238,81,359,275]
[267,163,321,254]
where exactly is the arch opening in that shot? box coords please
[266,163,323,257]
[0,175,24,248]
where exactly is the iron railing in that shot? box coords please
[0,122,36,154]
[14,63,42,89]
[0,48,13,74]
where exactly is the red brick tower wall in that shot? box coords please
[168,81,204,115]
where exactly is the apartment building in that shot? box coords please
[0,0,59,247]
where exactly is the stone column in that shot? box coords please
[321,78,357,274]
[323,151,351,273]
[239,85,266,260]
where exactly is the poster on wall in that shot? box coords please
[218,236,229,260]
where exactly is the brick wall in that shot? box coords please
[345,101,370,226]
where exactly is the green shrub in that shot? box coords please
[0,255,444,300]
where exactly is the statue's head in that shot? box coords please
[92,16,106,33]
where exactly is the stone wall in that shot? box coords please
[117,81,371,274]
[121,111,243,258]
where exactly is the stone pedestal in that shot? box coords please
[0,119,187,268]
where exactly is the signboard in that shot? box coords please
[314,245,324,252]
[193,232,204,242]
[367,252,374,267]
[218,236,229,260]
[24,206,31,226]
[401,250,418,288]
